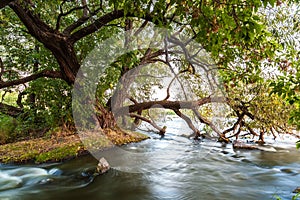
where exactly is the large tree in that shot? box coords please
[0,0,298,143]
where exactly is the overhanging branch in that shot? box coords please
[70,10,155,44]
[0,0,15,9]
[129,113,166,135]
[0,70,62,89]
[0,102,22,117]
[115,96,227,116]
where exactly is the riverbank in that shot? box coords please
[0,128,149,164]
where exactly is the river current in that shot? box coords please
[0,117,299,200]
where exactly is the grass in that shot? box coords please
[0,128,149,164]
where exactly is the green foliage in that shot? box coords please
[267,2,300,129]
[35,144,81,163]
[0,114,17,144]
[23,78,73,129]
[1,0,300,144]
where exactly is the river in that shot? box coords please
[0,117,299,200]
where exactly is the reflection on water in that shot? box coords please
[0,117,300,200]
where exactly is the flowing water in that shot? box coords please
[0,117,299,200]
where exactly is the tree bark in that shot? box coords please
[0,0,15,9]
[0,102,22,117]
[0,70,62,89]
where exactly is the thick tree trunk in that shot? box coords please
[95,103,117,129]
[10,2,80,85]
[46,41,80,84]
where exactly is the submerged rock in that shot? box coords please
[293,187,300,193]
[95,157,110,174]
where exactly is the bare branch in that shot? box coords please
[222,112,245,135]
[173,108,201,138]
[0,0,16,9]
[0,70,62,89]
[192,108,224,137]
[70,9,156,44]
[56,3,86,31]
[0,102,22,117]
[115,96,227,117]
[129,113,166,135]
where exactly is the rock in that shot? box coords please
[96,157,110,174]
[293,187,300,193]
[48,168,63,176]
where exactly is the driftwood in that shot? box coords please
[233,140,259,150]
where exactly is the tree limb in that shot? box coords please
[129,113,166,135]
[115,96,227,117]
[222,112,245,135]
[173,108,201,138]
[70,9,155,44]
[192,108,224,137]
[0,102,22,117]
[9,2,56,43]
[0,70,62,89]
[56,4,87,31]
[0,0,15,9]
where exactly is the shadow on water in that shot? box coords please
[1,119,300,200]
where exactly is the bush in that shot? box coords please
[0,114,17,144]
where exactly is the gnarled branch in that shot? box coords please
[0,0,15,9]
[129,113,166,135]
[115,96,227,117]
[0,70,62,89]
[0,102,22,117]
[173,108,201,138]
[70,10,156,44]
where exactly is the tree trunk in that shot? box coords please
[95,103,117,129]
[44,39,80,85]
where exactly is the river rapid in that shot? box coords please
[0,117,299,200]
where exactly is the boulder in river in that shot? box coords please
[95,157,110,174]
[293,187,300,193]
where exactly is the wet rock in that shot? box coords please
[48,168,63,176]
[39,178,54,184]
[293,187,300,193]
[96,157,110,174]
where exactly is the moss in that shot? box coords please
[35,143,83,163]
[0,128,149,164]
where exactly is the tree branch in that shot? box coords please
[116,96,227,116]
[222,112,245,135]
[56,4,86,31]
[173,108,201,138]
[129,113,166,135]
[9,2,55,39]
[0,102,22,117]
[0,70,62,89]
[70,9,126,43]
[192,108,224,138]
[0,0,15,9]
[70,9,155,44]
